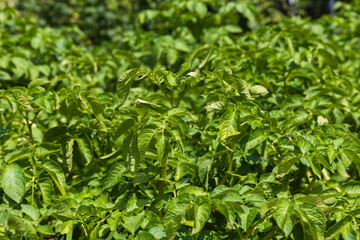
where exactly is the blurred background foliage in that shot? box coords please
[0,0,359,90]
[8,0,357,44]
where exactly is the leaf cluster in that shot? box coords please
[1,1,360,239]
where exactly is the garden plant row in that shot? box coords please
[1,1,360,239]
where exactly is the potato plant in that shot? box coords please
[1,1,360,239]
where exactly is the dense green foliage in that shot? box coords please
[1,1,360,239]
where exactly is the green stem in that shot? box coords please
[170,92,174,108]
[80,214,90,238]
[220,172,230,186]
[31,166,36,207]
[20,110,40,144]
[220,143,236,185]
[234,224,245,240]
[247,212,274,238]
[175,88,189,108]
[194,50,212,73]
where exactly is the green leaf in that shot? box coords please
[274,198,294,237]
[114,119,136,141]
[167,72,177,86]
[4,150,31,164]
[193,201,211,234]
[204,101,226,112]
[219,108,239,140]
[282,96,304,110]
[76,134,93,164]
[341,149,360,177]
[224,192,242,202]
[167,49,178,66]
[250,85,269,96]
[1,163,26,203]
[294,195,327,209]
[28,78,50,89]
[178,186,207,197]
[341,181,360,196]
[81,90,104,117]
[60,220,74,234]
[308,156,322,179]
[7,215,25,235]
[52,201,75,221]
[167,108,191,117]
[295,203,326,240]
[168,115,188,135]
[65,138,74,172]
[34,96,54,113]
[164,200,193,240]
[42,160,67,195]
[138,124,158,157]
[260,199,278,217]
[245,128,267,151]
[155,131,167,161]
[258,220,273,233]
[36,225,55,235]
[122,212,145,235]
[38,177,55,205]
[213,200,236,226]
[194,2,207,18]
[137,231,156,240]
[3,91,17,113]
[102,163,127,189]
[198,159,211,186]
[314,154,333,173]
[21,204,39,222]
[0,70,11,81]
[90,221,101,239]
[117,69,141,106]
[324,215,353,240]
[175,62,191,78]
[168,127,185,153]
[237,205,257,231]
[36,143,60,157]
[295,136,312,155]
[210,185,237,198]
[317,49,338,69]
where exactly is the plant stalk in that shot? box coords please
[220,143,235,185]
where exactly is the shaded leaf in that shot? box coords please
[76,134,93,164]
[102,163,127,189]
